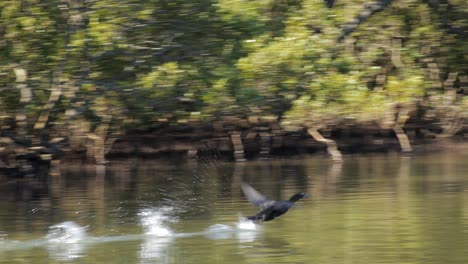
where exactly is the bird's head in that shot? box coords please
[289,192,310,202]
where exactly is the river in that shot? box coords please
[0,152,467,263]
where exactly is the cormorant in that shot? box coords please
[241,182,310,222]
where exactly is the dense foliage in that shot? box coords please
[0,0,466,161]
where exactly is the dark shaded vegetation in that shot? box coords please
[0,0,466,174]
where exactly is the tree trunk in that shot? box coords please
[34,86,62,130]
[393,108,412,152]
[14,67,31,136]
[87,115,112,164]
[391,38,404,68]
[230,131,246,162]
[259,132,271,159]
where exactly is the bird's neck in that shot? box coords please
[289,195,301,202]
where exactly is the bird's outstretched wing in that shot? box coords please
[241,182,276,209]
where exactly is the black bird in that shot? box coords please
[241,182,310,222]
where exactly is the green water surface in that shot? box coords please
[0,152,467,264]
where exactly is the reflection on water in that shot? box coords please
[0,152,467,263]
[236,218,260,243]
[140,235,173,263]
[138,208,174,263]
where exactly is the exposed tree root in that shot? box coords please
[307,128,343,162]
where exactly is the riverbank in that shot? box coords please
[107,124,467,161]
[1,117,466,178]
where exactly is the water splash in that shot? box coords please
[138,207,174,237]
[45,221,88,260]
[204,224,234,240]
[236,218,258,231]
[0,211,261,262]
[138,207,175,263]
[203,218,260,242]
[236,217,260,243]
[0,231,7,241]
[45,221,87,243]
